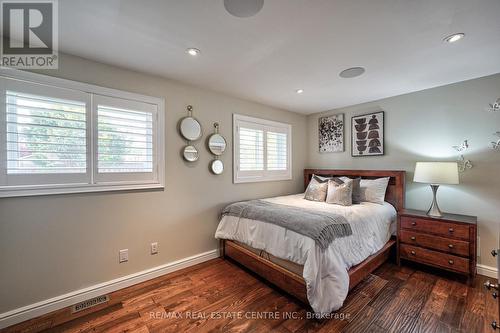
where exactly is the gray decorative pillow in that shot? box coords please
[304,176,328,202]
[326,178,353,206]
[359,177,390,204]
[339,176,361,204]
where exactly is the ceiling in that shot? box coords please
[59,0,500,114]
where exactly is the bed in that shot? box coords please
[215,169,405,315]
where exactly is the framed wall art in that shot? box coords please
[319,113,344,153]
[351,111,384,157]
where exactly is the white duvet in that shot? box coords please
[214,193,397,315]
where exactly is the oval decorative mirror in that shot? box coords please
[183,145,199,162]
[208,123,227,156]
[210,159,224,175]
[179,105,202,141]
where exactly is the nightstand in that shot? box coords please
[397,209,477,280]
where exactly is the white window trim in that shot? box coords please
[233,114,292,184]
[0,68,165,198]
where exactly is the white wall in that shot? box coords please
[307,73,500,267]
[0,54,308,313]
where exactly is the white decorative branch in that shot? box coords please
[492,132,500,150]
[452,140,472,172]
[487,98,500,112]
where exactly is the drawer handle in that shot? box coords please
[410,250,416,255]
[484,281,499,290]
[448,244,454,249]
[448,228,454,233]
[448,259,454,265]
[410,236,416,241]
[411,221,417,226]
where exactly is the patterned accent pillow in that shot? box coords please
[339,176,361,204]
[326,178,353,206]
[304,176,328,201]
[359,177,390,204]
[314,174,332,182]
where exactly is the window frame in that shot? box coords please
[0,68,165,198]
[233,114,292,184]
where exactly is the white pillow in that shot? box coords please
[359,177,390,204]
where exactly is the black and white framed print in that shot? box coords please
[351,111,384,157]
[318,113,344,153]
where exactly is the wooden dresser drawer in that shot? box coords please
[400,216,469,240]
[400,230,469,257]
[400,244,469,273]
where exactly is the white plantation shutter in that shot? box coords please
[234,114,291,183]
[94,95,158,184]
[97,106,153,173]
[6,91,87,174]
[266,131,287,171]
[0,78,91,189]
[0,72,164,197]
[238,127,264,171]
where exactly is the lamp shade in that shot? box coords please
[413,162,459,185]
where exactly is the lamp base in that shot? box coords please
[427,184,443,218]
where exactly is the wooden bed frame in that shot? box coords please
[221,169,406,305]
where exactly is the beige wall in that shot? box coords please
[307,73,500,267]
[0,54,308,313]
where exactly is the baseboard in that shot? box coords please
[477,264,498,278]
[0,249,219,329]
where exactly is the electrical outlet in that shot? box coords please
[119,249,128,263]
[151,242,159,255]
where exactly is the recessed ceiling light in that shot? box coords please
[443,33,465,43]
[339,67,365,78]
[296,89,304,94]
[186,48,201,56]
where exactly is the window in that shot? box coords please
[233,114,291,183]
[0,69,164,197]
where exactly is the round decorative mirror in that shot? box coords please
[210,159,224,175]
[208,133,227,156]
[208,123,227,156]
[179,105,202,141]
[183,145,199,162]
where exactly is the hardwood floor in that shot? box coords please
[9,258,497,333]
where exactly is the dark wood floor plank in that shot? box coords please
[460,310,484,333]
[420,278,451,317]
[440,296,467,330]
[8,258,495,333]
[411,312,445,333]
[341,305,377,333]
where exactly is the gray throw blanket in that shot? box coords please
[221,200,352,250]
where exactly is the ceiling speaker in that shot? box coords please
[224,0,264,18]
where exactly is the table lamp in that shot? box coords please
[413,162,459,217]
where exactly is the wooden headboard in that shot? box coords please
[304,169,406,211]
